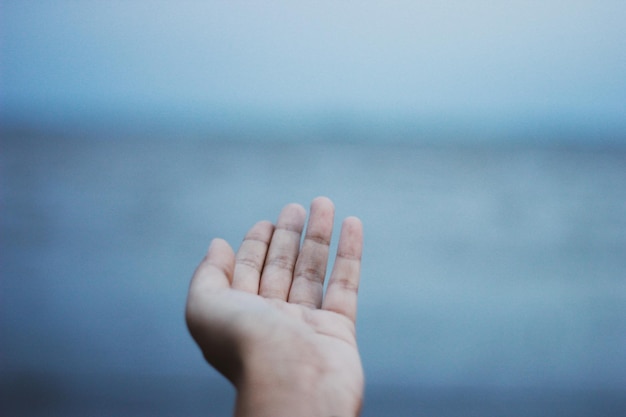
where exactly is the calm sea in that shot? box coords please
[2,136,625,415]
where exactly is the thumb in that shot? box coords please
[190,238,236,292]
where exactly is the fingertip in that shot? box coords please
[255,219,274,229]
[282,202,305,213]
[342,216,363,238]
[310,197,335,223]
[337,217,363,260]
[277,203,307,231]
[343,216,362,228]
[190,238,235,292]
[311,196,335,210]
[245,220,275,240]
[206,238,236,266]
[286,202,307,217]
[207,237,228,254]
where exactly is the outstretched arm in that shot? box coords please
[185,197,364,417]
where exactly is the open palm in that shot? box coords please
[186,197,364,416]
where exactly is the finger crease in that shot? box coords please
[331,277,359,292]
[304,234,331,246]
[274,225,303,235]
[337,252,362,262]
[236,257,262,270]
[297,272,324,285]
[266,256,296,271]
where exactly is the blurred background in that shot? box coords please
[2,1,625,416]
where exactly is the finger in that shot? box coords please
[232,220,274,294]
[188,238,235,295]
[259,203,306,300]
[322,217,363,322]
[288,197,334,308]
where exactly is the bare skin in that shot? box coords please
[186,197,364,417]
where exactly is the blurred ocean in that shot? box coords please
[2,136,625,416]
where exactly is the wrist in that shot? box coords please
[234,342,363,417]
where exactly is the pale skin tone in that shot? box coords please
[185,197,364,417]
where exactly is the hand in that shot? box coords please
[185,197,364,417]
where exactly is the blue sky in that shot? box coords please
[2,1,626,142]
